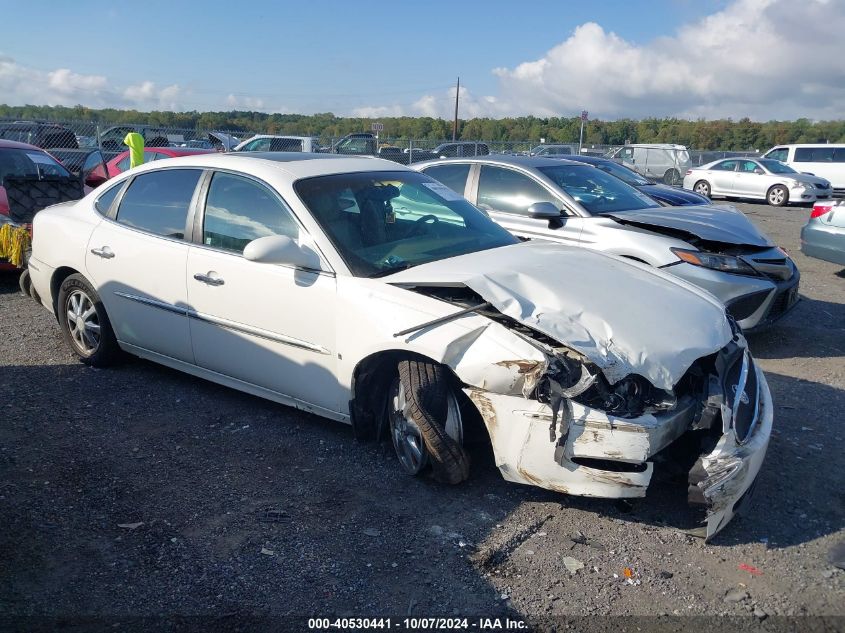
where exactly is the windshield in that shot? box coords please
[759,159,797,174]
[295,171,518,277]
[592,160,651,186]
[0,148,72,180]
[537,164,661,214]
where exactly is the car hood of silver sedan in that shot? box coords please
[606,205,775,247]
[388,241,733,392]
[790,172,831,187]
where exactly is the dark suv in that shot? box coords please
[432,141,489,158]
[0,121,78,149]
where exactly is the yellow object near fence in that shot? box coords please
[0,223,31,268]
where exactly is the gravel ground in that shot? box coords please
[0,200,843,629]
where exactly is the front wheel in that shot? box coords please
[57,274,119,367]
[391,359,469,484]
[767,185,788,207]
[693,180,711,198]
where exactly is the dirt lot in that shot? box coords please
[1,200,843,629]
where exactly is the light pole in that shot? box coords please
[579,110,588,155]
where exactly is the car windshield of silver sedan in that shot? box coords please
[295,171,518,277]
[537,164,661,214]
[758,159,797,174]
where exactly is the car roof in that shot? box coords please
[623,144,687,149]
[126,152,405,179]
[243,134,315,140]
[568,155,612,165]
[418,155,585,169]
[768,143,845,148]
[0,139,45,151]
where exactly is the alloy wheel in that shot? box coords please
[65,289,101,355]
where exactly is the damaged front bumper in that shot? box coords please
[465,363,772,540]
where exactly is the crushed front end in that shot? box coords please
[463,315,772,541]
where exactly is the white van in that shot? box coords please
[607,143,691,185]
[763,144,845,194]
[234,135,321,153]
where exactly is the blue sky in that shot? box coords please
[1,0,842,120]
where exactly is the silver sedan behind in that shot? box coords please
[415,155,800,332]
[683,157,833,207]
[801,200,845,266]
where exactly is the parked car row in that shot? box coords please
[22,152,776,539]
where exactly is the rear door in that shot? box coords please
[470,164,582,244]
[186,170,340,413]
[708,160,739,195]
[85,168,203,362]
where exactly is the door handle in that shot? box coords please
[193,272,225,286]
[90,247,115,259]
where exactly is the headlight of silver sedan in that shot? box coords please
[789,180,809,189]
[671,248,758,275]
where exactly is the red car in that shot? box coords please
[106,147,215,177]
[1,139,91,271]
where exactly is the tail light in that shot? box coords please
[810,202,835,219]
[685,170,692,175]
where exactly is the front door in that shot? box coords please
[85,168,203,362]
[472,164,583,244]
[186,171,340,414]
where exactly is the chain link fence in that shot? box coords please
[1,117,764,185]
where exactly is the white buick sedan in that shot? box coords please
[26,153,772,539]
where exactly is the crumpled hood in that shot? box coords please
[389,241,732,391]
[607,205,774,247]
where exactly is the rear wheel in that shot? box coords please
[391,359,469,484]
[57,274,119,367]
[767,185,788,207]
[693,180,711,198]
[664,168,681,186]
[18,268,32,297]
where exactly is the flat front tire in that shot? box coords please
[393,359,469,484]
[57,274,119,367]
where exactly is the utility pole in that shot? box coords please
[579,109,588,155]
[452,77,460,141]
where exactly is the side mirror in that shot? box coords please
[243,235,323,270]
[753,168,764,175]
[527,202,562,219]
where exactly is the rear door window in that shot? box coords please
[421,164,471,197]
[795,147,834,162]
[477,165,559,214]
[269,138,304,152]
[115,169,202,239]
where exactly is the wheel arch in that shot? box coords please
[50,266,84,318]
[349,349,482,442]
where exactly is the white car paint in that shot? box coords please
[27,153,772,539]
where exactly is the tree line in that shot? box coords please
[2,104,844,150]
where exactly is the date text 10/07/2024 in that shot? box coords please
[307,618,528,630]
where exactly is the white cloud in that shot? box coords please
[355,0,845,120]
